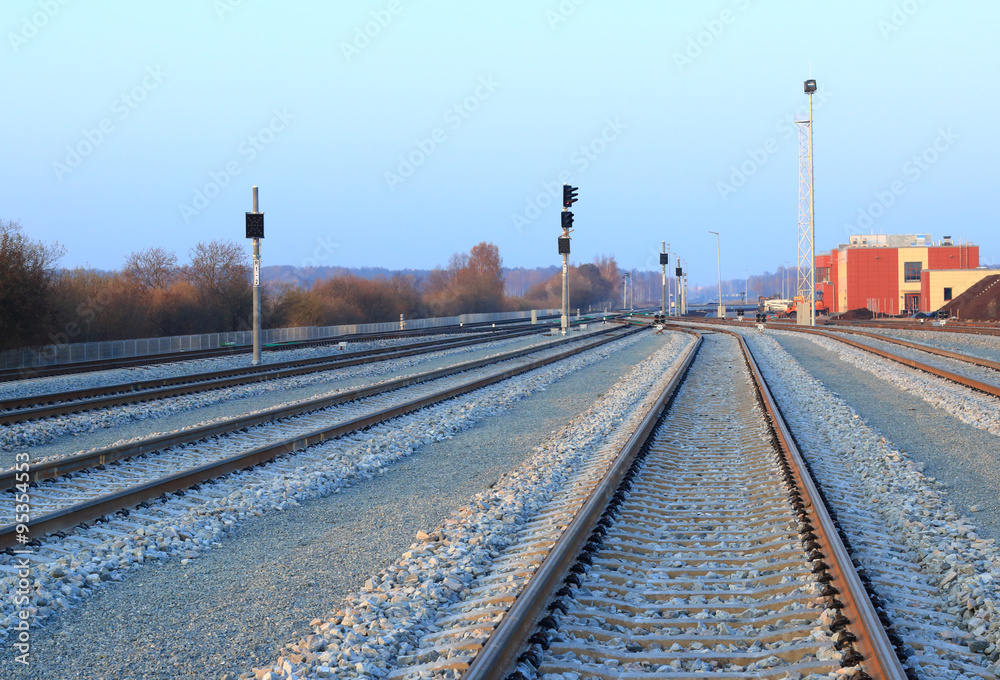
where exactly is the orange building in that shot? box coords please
[817,235,980,315]
[921,269,1000,312]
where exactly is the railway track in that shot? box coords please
[681,319,1000,400]
[2,325,640,550]
[382,329,938,679]
[761,325,1000,400]
[824,320,1000,337]
[0,326,550,426]
[0,314,575,384]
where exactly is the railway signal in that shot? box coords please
[660,244,668,319]
[562,184,578,209]
[246,186,263,365]
[559,184,578,335]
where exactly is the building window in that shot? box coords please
[944,287,953,301]
[815,267,830,283]
[904,261,922,282]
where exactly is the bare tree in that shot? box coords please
[186,240,251,331]
[0,219,64,350]
[123,247,178,290]
[424,242,506,315]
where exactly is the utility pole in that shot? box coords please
[245,186,264,365]
[559,184,578,335]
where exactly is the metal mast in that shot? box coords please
[796,79,817,326]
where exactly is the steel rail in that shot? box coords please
[0,327,547,425]
[728,328,908,680]
[0,314,574,384]
[825,319,1000,336]
[462,329,702,680]
[2,326,627,490]
[464,326,907,680]
[771,326,1000,399]
[797,326,1000,372]
[0,327,641,548]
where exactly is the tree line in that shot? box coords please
[0,221,625,352]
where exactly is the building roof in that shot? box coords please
[836,234,972,249]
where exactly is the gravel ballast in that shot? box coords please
[771,332,1000,542]
[833,327,1000,364]
[2,331,566,464]
[792,331,1000,438]
[741,328,1000,675]
[0,331,679,679]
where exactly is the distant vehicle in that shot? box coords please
[910,311,939,319]
[784,293,829,317]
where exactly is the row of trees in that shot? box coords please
[0,223,627,352]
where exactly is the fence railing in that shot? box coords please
[0,309,562,371]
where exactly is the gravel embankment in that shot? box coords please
[2,331,564,463]
[0,331,681,680]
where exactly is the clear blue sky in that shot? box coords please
[4,1,999,286]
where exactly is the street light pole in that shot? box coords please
[708,231,723,319]
[683,260,688,315]
[666,245,673,317]
[630,270,635,312]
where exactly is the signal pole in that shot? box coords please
[559,185,578,335]
[660,241,667,318]
[245,186,265,365]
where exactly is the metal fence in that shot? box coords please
[0,309,561,370]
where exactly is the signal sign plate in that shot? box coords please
[246,212,265,239]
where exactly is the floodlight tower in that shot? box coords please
[796,79,817,326]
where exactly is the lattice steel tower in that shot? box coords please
[795,79,817,326]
